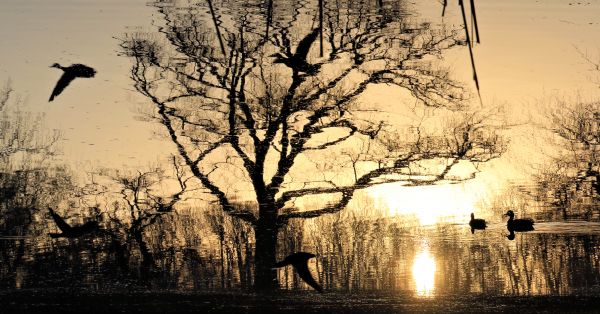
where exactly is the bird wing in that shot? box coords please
[275,258,292,268]
[49,72,76,101]
[294,28,320,61]
[48,207,72,232]
[73,64,96,77]
[293,262,323,293]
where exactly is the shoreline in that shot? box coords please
[2,290,600,313]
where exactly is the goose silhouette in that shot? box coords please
[48,207,99,238]
[469,213,486,233]
[49,63,96,101]
[271,28,320,74]
[275,252,323,293]
[504,210,534,232]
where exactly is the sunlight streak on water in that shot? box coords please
[412,245,436,297]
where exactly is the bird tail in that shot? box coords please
[49,94,55,102]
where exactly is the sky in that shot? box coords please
[0,0,599,218]
[428,0,600,180]
[0,0,172,170]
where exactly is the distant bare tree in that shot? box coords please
[531,50,600,216]
[0,81,66,234]
[77,156,191,276]
[0,81,71,290]
[120,0,505,290]
[204,201,254,289]
[0,82,59,165]
[537,100,599,215]
[576,47,600,89]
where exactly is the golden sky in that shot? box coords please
[0,0,599,215]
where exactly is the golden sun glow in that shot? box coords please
[412,246,436,297]
[370,183,486,225]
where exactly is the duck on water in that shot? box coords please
[504,210,534,232]
[469,213,486,233]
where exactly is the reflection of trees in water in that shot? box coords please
[0,82,72,289]
[535,93,599,219]
[303,208,401,291]
[204,203,254,290]
[0,84,68,233]
[5,208,600,295]
[118,0,505,291]
[499,235,600,295]
[434,231,600,296]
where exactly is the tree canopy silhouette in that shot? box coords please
[120,0,505,291]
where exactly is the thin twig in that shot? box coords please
[470,0,481,44]
[442,0,447,17]
[207,0,227,57]
[319,0,324,57]
[459,0,482,104]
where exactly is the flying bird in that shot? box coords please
[275,252,323,293]
[504,210,534,232]
[48,207,99,238]
[271,28,321,74]
[468,212,486,233]
[49,63,96,102]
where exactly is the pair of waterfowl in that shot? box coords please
[469,210,535,233]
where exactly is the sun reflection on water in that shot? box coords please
[412,246,436,297]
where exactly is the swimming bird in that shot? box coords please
[469,213,486,233]
[49,63,96,101]
[48,207,99,238]
[504,210,534,232]
[271,28,320,75]
[275,252,323,293]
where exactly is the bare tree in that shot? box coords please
[0,81,70,290]
[120,0,505,291]
[0,81,59,165]
[76,157,191,277]
[0,81,66,233]
[537,100,599,215]
[204,201,255,289]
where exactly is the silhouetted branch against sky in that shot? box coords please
[0,80,61,162]
[120,0,504,222]
[76,161,196,237]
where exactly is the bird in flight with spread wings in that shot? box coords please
[47,207,99,238]
[48,63,96,102]
[275,252,323,293]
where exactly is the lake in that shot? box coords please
[0,0,599,312]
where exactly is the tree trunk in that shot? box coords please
[219,234,225,289]
[134,230,154,278]
[253,217,279,291]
